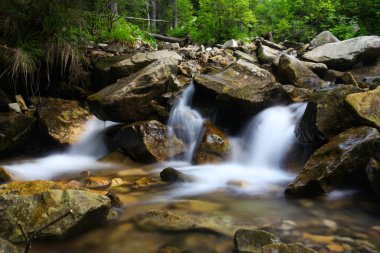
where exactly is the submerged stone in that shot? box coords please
[261,243,317,253]
[234,229,280,253]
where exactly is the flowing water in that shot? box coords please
[2,84,380,252]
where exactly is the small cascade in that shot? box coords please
[163,102,307,198]
[2,119,116,180]
[241,103,307,168]
[167,83,205,162]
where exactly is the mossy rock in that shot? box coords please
[345,86,380,128]
[193,121,231,164]
[0,180,111,243]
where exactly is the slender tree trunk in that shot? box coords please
[172,0,178,29]
[149,0,157,31]
[146,1,151,29]
[109,0,118,14]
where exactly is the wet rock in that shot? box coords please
[345,86,380,128]
[336,72,359,87]
[0,167,17,183]
[302,36,380,70]
[160,167,190,183]
[108,120,185,163]
[222,39,239,49]
[310,31,339,48]
[234,229,280,253]
[134,209,257,237]
[282,85,312,103]
[258,45,283,64]
[0,112,36,153]
[261,243,317,253]
[88,58,178,123]
[193,121,231,164]
[84,177,111,189]
[132,177,160,189]
[295,85,362,144]
[30,97,93,144]
[366,158,380,195]
[302,61,328,76]
[0,237,22,253]
[278,54,327,89]
[286,126,380,195]
[167,199,222,212]
[0,180,111,243]
[194,59,291,131]
[363,76,380,89]
[233,50,259,64]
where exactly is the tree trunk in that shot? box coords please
[172,0,178,29]
[149,0,157,31]
[109,1,118,14]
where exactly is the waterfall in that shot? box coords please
[2,119,116,180]
[167,83,205,163]
[164,102,307,197]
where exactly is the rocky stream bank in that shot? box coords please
[0,31,380,252]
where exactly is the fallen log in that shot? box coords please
[149,33,190,47]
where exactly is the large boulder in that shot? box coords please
[345,86,380,128]
[278,54,327,89]
[286,126,380,195]
[295,85,362,144]
[0,112,36,153]
[0,180,112,243]
[193,59,291,131]
[30,97,93,144]
[257,45,283,64]
[91,50,182,89]
[302,36,380,70]
[107,120,185,163]
[310,31,339,48]
[88,58,178,123]
[193,121,231,164]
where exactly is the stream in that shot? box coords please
[1,84,380,252]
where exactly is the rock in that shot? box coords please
[30,97,93,144]
[286,126,380,195]
[295,85,362,144]
[0,180,112,243]
[14,95,28,111]
[336,72,359,87]
[167,200,222,212]
[134,209,256,237]
[302,36,380,70]
[258,44,283,64]
[0,112,36,153]
[8,103,21,113]
[193,121,231,164]
[366,158,380,195]
[363,76,380,89]
[88,58,178,123]
[278,54,327,89]
[345,86,380,127]
[222,39,239,49]
[160,167,191,183]
[84,177,111,189]
[160,43,180,50]
[0,237,22,253]
[261,243,317,253]
[108,120,185,163]
[259,39,285,51]
[0,167,17,183]
[193,59,291,131]
[348,65,380,83]
[157,246,182,253]
[282,85,312,102]
[310,31,339,48]
[283,40,304,50]
[234,229,280,253]
[92,50,182,89]
[233,50,259,64]
[302,61,328,76]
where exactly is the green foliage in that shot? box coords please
[190,0,255,44]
